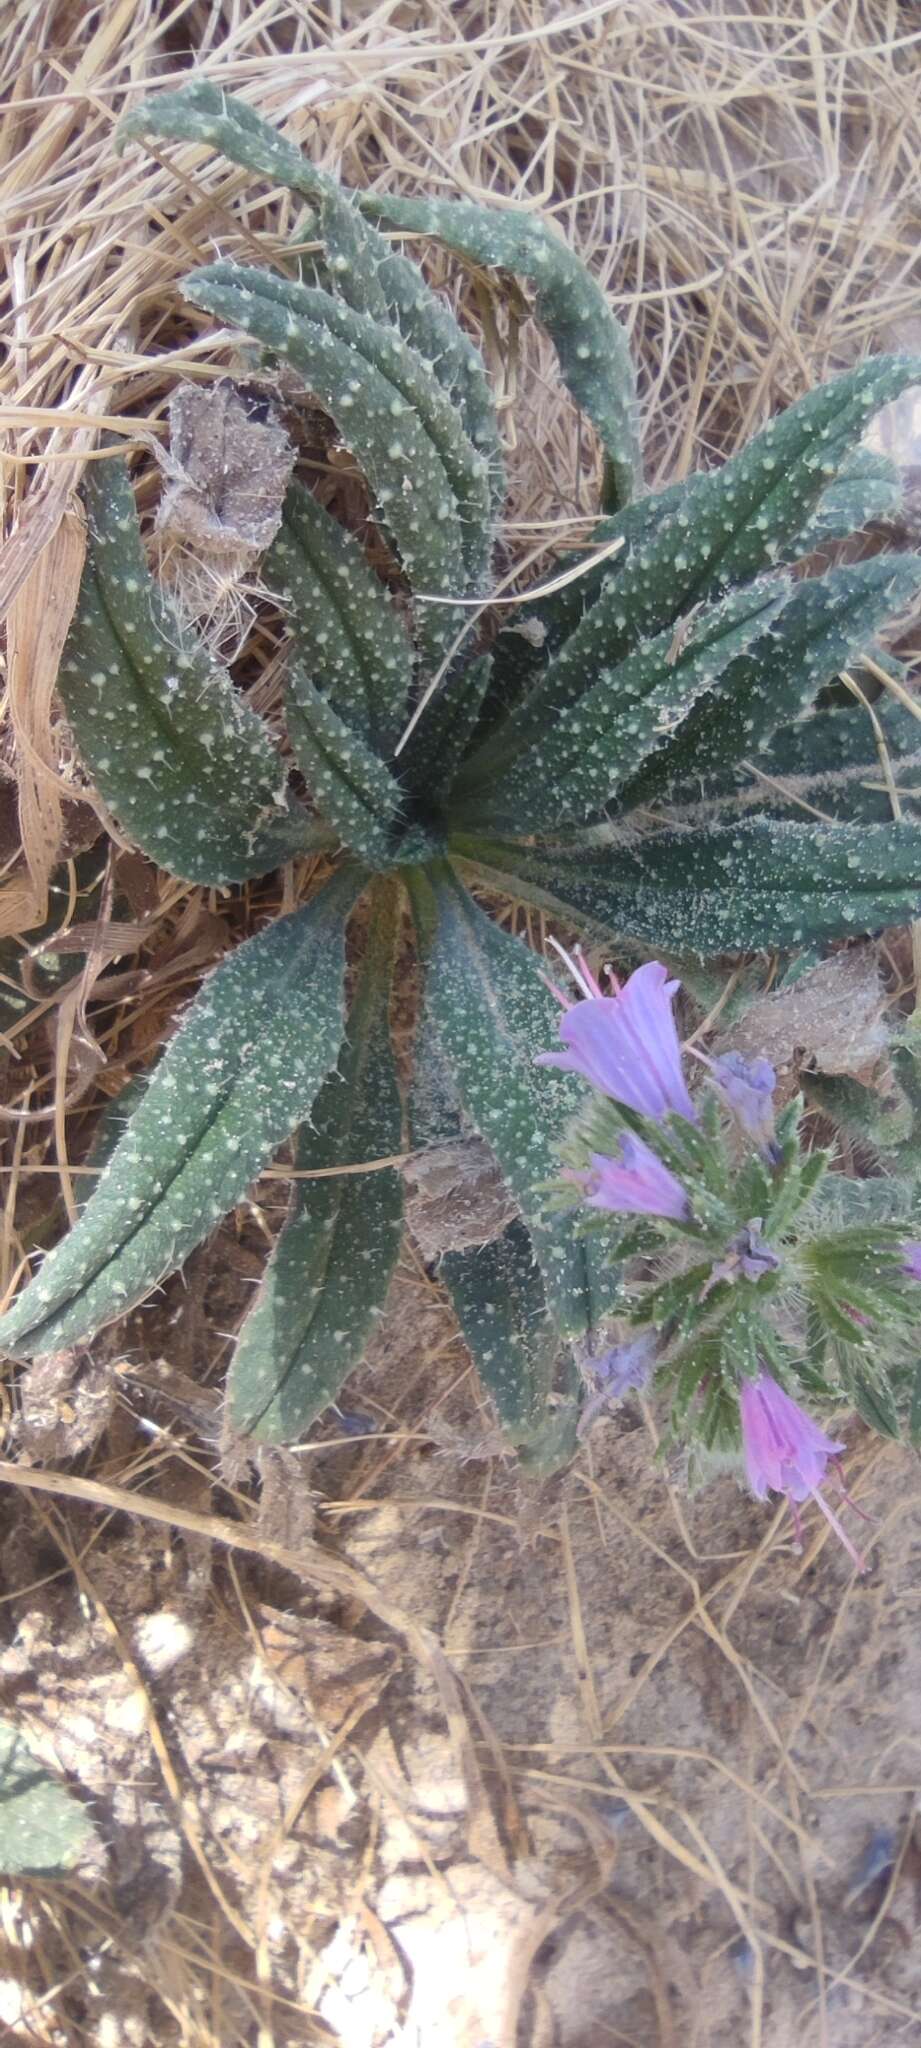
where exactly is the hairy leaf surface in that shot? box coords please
[0,868,364,1357]
[409,866,619,1340]
[229,881,403,1440]
[441,1221,581,1470]
[472,357,921,769]
[184,263,481,664]
[456,577,787,829]
[118,83,503,496]
[619,557,921,809]
[358,190,640,511]
[286,665,404,864]
[455,821,921,952]
[266,480,412,756]
[60,460,312,883]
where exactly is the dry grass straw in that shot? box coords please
[2,1,921,2042]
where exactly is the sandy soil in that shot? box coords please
[3,1250,921,2046]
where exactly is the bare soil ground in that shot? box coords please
[2,5,921,2045]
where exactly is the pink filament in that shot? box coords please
[546,935,607,1003]
[808,1486,867,1573]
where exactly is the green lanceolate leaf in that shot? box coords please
[358,190,640,512]
[117,83,504,503]
[183,264,485,662]
[401,654,494,800]
[77,1073,153,1212]
[60,459,313,884]
[408,864,618,1341]
[0,867,365,1358]
[441,1220,581,1471]
[757,696,921,806]
[851,1370,901,1440]
[267,480,412,757]
[467,488,688,758]
[318,184,502,486]
[286,666,404,864]
[459,818,921,953]
[802,1071,910,1156]
[317,184,395,324]
[469,356,921,775]
[684,354,921,590]
[117,78,337,204]
[772,697,921,825]
[228,879,403,1441]
[454,575,788,831]
[619,556,921,809]
[798,444,902,550]
[317,196,504,505]
[372,252,505,512]
[0,1720,93,1877]
[486,483,691,719]
[447,836,614,943]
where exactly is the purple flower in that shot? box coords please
[739,1370,866,1571]
[902,1241,921,1280]
[733,1223,781,1280]
[702,1222,780,1297]
[587,1329,659,1397]
[570,1132,689,1221]
[537,947,697,1125]
[711,1051,780,1161]
[577,1329,659,1436]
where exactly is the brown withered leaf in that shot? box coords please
[713,948,886,1080]
[403,1137,519,1258]
[253,1604,397,1731]
[156,381,295,556]
[16,1348,115,1460]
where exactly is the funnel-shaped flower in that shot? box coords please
[739,1370,865,1570]
[537,951,696,1124]
[571,1133,689,1222]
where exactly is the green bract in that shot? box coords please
[3,82,921,1468]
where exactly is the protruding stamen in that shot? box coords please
[809,1486,867,1573]
[829,1460,874,1525]
[541,971,574,1010]
[546,933,601,1002]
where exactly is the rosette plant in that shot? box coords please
[3,82,921,1472]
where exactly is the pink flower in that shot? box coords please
[739,1370,866,1571]
[902,1242,921,1280]
[537,947,697,1124]
[570,1132,689,1221]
